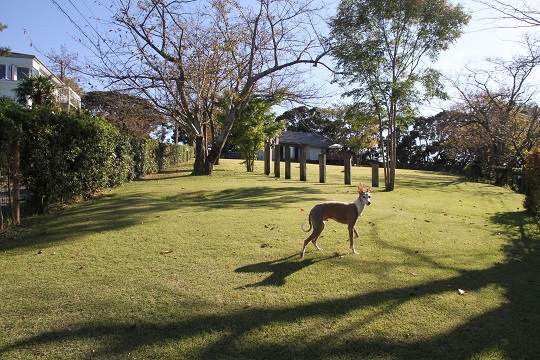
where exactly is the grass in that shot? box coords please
[0,159,538,359]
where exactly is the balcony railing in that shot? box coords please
[56,86,81,112]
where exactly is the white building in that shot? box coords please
[0,52,81,111]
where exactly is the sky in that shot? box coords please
[1,0,536,116]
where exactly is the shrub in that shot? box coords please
[131,138,159,178]
[523,148,540,216]
[20,110,130,212]
[7,107,192,214]
[464,162,482,182]
[158,143,194,171]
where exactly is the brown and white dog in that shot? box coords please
[300,183,371,258]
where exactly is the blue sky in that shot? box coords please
[1,0,534,115]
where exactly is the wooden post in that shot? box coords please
[319,153,326,183]
[264,140,272,176]
[285,146,291,179]
[344,155,352,185]
[299,147,307,182]
[274,145,281,178]
[372,163,380,187]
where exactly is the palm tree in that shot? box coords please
[14,75,57,110]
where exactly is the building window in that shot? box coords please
[16,66,33,80]
[0,64,6,79]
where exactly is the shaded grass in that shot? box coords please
[0,160,538,359]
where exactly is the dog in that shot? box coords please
[300,183,371,258]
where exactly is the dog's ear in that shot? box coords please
[357,183,364,193]
[367,187,372,193]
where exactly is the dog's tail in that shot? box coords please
[301,216,312,232]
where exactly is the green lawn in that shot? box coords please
[1,159,538,359]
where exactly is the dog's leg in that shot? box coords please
[348,225,359,255]
[312,237,323,251]
[300,223,324,258]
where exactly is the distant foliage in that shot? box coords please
[524,148,540,216]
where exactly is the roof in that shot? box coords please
[0,52,62,85]
[278,131,335,148]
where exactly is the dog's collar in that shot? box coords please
[354,198,364,217]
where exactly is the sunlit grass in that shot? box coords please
[0,159,538,359]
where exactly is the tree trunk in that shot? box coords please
[191,105,242,176]
[192,136,208,175]
[11,139,21,225]
[385,107,397,192]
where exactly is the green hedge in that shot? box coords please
[524,148,540,216]
[1,106,193,213]
[463,162,522,191]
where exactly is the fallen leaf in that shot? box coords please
[458,289,467,295]
[160,250,173,254]
[411,272,418,276]
[37,250,44,255]
[244,303,252,309]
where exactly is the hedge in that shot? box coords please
[1,106,193,213]
[463,162,523,191]
[524,148,540,216]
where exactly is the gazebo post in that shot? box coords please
[319,153,326,183]
[264,140,272,176]
[274,138,280,178]
[285,146,291,179]
[344,155,352,185]
[299,147,307,182]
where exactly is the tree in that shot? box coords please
[475,0,540,28]
[82,91,166,138]
[47,44,84,95]
[278,106,328,133]
[230,97,284,172]
[14,75,58,110]
[396,115,456,168]
[329,0,470,191]
[0,23,9,56]
[277,104,378,157]
[445,40,540,168]
[86,0,329,175]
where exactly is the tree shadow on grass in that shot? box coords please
[234,253,341,287]
[163,186,324,210]
[2,211,538,359]
[0,186,322,252]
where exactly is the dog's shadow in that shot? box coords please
[235,253,340,288]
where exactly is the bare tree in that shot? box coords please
[87,0,329,175]
[444,38,540,167]
[47,44,84,94]
[475,0,540,28]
